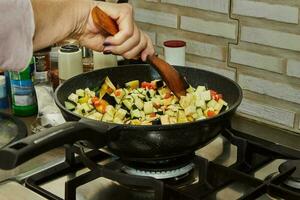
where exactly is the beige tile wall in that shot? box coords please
[129,0,300,134]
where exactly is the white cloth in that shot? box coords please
[0,0,35,71]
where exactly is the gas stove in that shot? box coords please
[0,117,299,200]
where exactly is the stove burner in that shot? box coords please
[123,162,195,179]
[279,160,300,190]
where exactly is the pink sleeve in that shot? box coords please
[0,0,35,71]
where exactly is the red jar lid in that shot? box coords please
[163,40,186,48]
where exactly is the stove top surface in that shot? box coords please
[0,117,299,200]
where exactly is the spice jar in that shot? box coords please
[82,47,93,72]
[33,47,51,83]
[163,40,186,66]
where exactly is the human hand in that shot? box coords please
[78,2,155,61]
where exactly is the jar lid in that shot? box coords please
[0,75,5,85]
[60,45,80,53]
[163,40,186,48]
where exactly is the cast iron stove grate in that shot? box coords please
[24,127,300,200]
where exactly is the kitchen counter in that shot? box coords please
[0,109,65,182]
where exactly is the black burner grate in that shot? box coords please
[24,128,300,200]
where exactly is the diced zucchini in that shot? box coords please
[200,90,211,101]
[151,97,161,106]
[158,87,171,97]
[84,88,95,98]
[102,113,114,122]
[179,95,192,109]
[143,101,153,114]
[123,99,133,110]
[197,108,204,117]
[195,97,206,110]
[168,104,179,112]
[165,109,176,117]
[76,89,85,97]
[125,80,139,89]
[65,101,76,111]
[192,113,198,119]
[160,115,170,125]
[131,109,141,119]
[195,85,206,93]
[197,116,206,121]
[169,117,177,124]
[184,105,196,116]
[133,96,144,110]
[130,119,141,125]
[214,102,224,114]
[147,89,156,98]
[114,108,127,120]
[207,99,218,109]
[68,93,79,103]
[177,110,188,123]
[73,109,83,116]
[218,99,228,106]
[113,117,124,124]
[106,105,116,116]
[81,103,92,113]
[87,112,103,121]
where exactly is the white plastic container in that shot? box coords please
[93,51,117,70]
[58,45,83,82]
[163,40,186,66]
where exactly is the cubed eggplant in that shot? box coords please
[102,93,117,106]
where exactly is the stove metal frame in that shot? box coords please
[24,128,300,200]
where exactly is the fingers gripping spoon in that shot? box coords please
[91,6,189,97]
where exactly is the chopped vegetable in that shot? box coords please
[66,76,228,125]
[65,101,76,111]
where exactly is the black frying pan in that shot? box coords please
[0,65,242,170]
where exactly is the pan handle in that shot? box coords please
[0,120,118,170]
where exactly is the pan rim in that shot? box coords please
[54,64,243,130]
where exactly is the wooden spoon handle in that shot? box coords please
[91,6,118,36]
[91,6,188,97]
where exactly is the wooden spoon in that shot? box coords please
[91,6,189,97]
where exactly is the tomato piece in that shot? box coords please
[141,81,155,89]
[95,100,108,113]
[92,96,99,103]
[150,112,156,118]
[93,100,100,107]
[96,104,106,113]
[207,110,216,117]
[114,90,121,97]
[210,90,217,96]
[212,93,223,101]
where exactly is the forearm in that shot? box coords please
[31,0,91,51]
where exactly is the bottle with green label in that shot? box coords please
[9,58,38,116]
